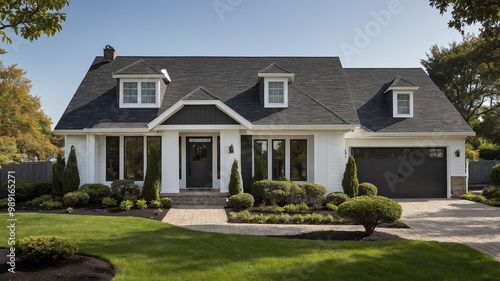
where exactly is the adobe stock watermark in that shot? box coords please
[6,171,17,273]
[213,0,243,21]
[339,0,407,63]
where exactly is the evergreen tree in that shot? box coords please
[228,159,242,196]
[52,151,65,196]
[342,155,359,197]
[142,146,160,202]
[62,146,80,194]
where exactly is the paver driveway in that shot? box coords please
[163,199,500,261]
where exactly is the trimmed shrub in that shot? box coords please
[287,183,306,204]
[67,207,74,214]
[40,200,63,209]
[323,215,334,223]
[342,155,359,197]
[283,203,296,212]
[228,193,254,209]
[119,200,134,211]
[161,197,173,208]
[491,165,500,186]
[142,146,161,202]
[136,199,148,209]
[250,180,267,204]
[338,196,403,235]
[358,182,378,196]
[110,180,140,201]
[101,197,117,208]
[33,182,53,197]
[79,184,110,203]
[63,191,89,207]
[326,192,350,206]
[62,146,80,194]
[326,203,338,211]
[18,236,78,264]
[303,183,327,204]
[228,160,243,196]
[0,178,36,201]
[150,199,162,208]
[27,195,53,207]
[155,208,163,215]
[460,193,487,203]
[297,202,309,212]
[52,152,65,196]
[260,180,291,205]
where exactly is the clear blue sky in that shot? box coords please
[1,0,478,128]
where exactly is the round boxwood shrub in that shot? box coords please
[63,191,89,207]
[358,182,378,196]
[228,193,255,209]
[326,192,350,206]
[161,197,173,208]
[303,183,327,204]
[337,196,402,235]
[110,180,140,201]
[491,164,500,186]
[80,183,110,203]
[18,236,78,264]
[286,183,306,204]
[0,178,36,202]
[262,180,291,205]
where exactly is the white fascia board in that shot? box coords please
[112,74,164,79]
[251,125,356,131]
[82,128,150,133]
[161,69,171,82]
[385,86,419,93]
[345,131,475,138]
[156,125,246,131]
[53,130,86,135]
[148,100,253,130]
[257,72,295,82]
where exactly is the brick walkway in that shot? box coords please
[163,199,500,261]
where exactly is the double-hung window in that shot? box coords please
[264,78,288,108]
[393,91,413,118]
[120,80,159,107]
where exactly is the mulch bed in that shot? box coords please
[268,230,406,241]
[17,203,169,221]
[225,207,409,228]
[0,249,114,281]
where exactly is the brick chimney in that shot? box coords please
[103,45,116,62]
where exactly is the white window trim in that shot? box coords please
[393,91,413,118]
[119,79,161,108]
[264,78,288,108]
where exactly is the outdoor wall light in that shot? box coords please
[455,149,460,157]
[229,144,234,154]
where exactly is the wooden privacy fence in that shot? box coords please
[468,160,500,185]
[0,162,53,185]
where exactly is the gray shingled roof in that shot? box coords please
[259,62,292,74]
[344,68,473,133]
[113,60,162,75]
[182,86,221,100]
[55,56,359,130]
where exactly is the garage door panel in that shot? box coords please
[352,148,447,198]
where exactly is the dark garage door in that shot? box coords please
[352,148,447,198]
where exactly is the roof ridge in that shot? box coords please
[113,59,162,75]
[258,62,292,74]
[290,85,351,125]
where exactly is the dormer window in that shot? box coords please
[120,79,160,108]
[393,91,413,118]
[265,78,288,107]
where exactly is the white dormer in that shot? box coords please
[112,60,170,108]
[258,62,294,108]
[384,77,418,118]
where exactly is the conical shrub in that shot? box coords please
[62,146,80,195]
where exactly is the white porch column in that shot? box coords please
[220,130,241,193]
[86,134,96,183]
[162,131,179,193]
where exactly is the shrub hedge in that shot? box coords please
[303,183,327,204]
[337,196,402,235]
[326,192,350,206]
[491,165,500,186]
[228,193,255,209]
[286,183,306,204]
[0,178,36,202]
[18,236,78,264]
[33,181,53,197]
[110,180,140,201]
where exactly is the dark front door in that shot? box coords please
[187,137,213,188]
[352,147,447,198]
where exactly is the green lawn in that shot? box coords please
[1,213,499,281]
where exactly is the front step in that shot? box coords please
[161,189,229,206]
